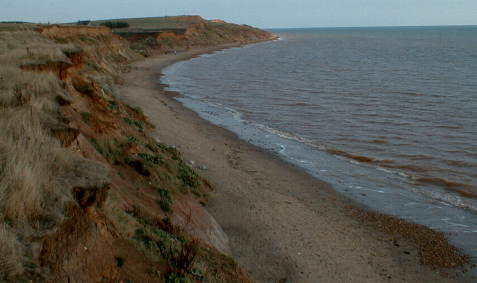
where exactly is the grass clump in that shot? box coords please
[132,216,198,279]
[138,153,163,166]
[107,100,119,112]
[165,272,190,283]
[177,161,200,189]
[127,136,138,144]
[133,221,183,261]
[80,111,90,123]
[0,224,23,280]
[132,106,144,116]
[124,117,144,132]
[158,144,181,160]
[90,138,122,162]
[158,188,172,212]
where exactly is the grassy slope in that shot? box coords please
[0,20,261,282]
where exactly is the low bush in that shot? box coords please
[100,21,130,29]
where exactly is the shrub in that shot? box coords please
[100,21,130,29]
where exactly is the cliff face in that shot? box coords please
[0,20,269,282]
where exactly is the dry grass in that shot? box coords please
[0,31,80,66]
[0,31,72,227]
[0,107,69,225]
[0,224,23,279]
[0,30,85,276]
[0,27,121,280]
[0,68,62,110]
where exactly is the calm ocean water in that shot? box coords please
[162,26,477,258]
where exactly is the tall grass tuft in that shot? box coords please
[0,224,24,279]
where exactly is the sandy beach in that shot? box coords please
[118,46,470,282]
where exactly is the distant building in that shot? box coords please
[210,19,225,23]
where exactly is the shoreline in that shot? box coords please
[119,43,473,282]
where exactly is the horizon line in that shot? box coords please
[264,24,477,30]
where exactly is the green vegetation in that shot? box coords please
[127,136,138,144]
[80,111,90,123]
[158,188,172,212]
[158,144,181,160]
[90,138,122,162]
[107,100,119,112]
[100,21,130,29]
[124,117,144,132]
[138,153,163,165]
[132,106,144,116]
[165,272,189,283]
[177,161,200,189]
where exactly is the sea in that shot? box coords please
[162,26,477,261]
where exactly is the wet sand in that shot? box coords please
[118,46,471,282]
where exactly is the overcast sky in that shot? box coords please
[1,0,476,28]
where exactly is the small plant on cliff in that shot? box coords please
[138,153,163,166]
[177,161,200,189]
[157,188,172,212]
[127,136,138,144]
[132,106,144,116]
[80,112,90,123]
[90,138,122,163]
[107,100,119,113]
[165,272,190,283]
[158,144,181,160]
[124,117,144,132]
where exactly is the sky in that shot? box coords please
[1,0,476,28]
